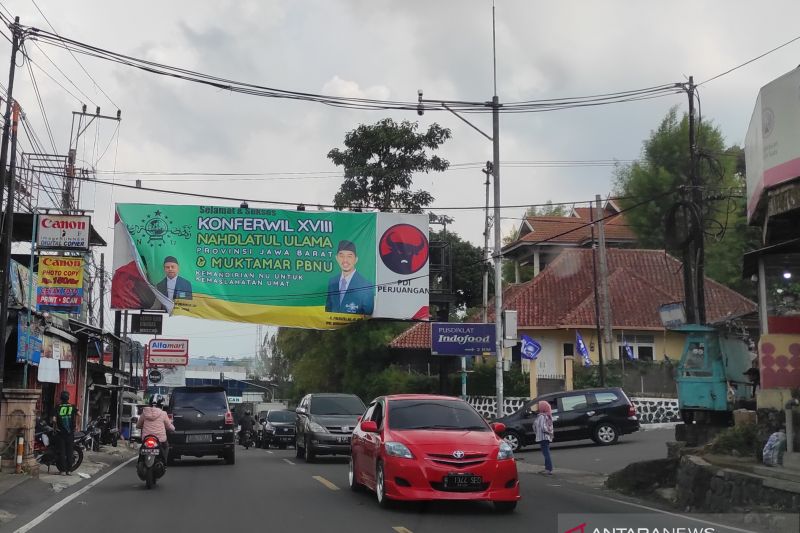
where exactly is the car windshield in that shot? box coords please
[388,399,490,431]
[267,411,296,423]
[172,390,227,412]
[310,396,365,415]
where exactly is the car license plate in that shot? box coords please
[443,474,482,489]
[338,436,350,443]
[187,434,212,443]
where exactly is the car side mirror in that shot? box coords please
[491,422,506,435]
[361,421,378,433]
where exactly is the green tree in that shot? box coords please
[614,107,760,295]
[429,228,488,313]
[328,118,451,213]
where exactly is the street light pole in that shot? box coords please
[492,96,503,418]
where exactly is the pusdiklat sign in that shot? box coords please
[36,214,91,250]
[431,323,496,356]
[110,204,430,329]
[36,256,84,314]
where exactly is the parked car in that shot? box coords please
[261,410,296,449]
[295,393,366,462]
[167,386,236,465]
[349,394,519,512]
[495,387,640,451]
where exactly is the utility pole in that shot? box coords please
[686,76,705,325]
[482,162,492,324]
[0,17,21,394]
[596,195,613,365]
[589,204,606,386]
[99,253,105,331]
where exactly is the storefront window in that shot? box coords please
[764,253,800,332]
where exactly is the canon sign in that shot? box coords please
[36,214,91,250]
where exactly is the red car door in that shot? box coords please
[353,403,375,483]
[361,399,385,488]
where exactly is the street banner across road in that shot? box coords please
[431,323,496,356]
[36,256,84,314]
[110,204,429,329]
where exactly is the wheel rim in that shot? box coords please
[376,464,385,503]
[503,433,519,451]
[598,425,615,443]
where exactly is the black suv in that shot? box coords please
[295,393,365,462]
[495,387,640,451]
[167,386,236,464]
[260,409,296,449]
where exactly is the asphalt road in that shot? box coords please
[5,429,773,533]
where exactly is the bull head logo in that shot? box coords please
[380,225,429,275]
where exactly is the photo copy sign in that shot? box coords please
[431,323,496,356]
[147,339,189,366]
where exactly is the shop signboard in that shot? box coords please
[36,214,91,250]
[147,338,189,366]
[36,256,84,314]
[431,323,496,356]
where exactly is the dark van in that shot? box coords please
[167,386,236,465]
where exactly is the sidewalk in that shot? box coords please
[0,443,137,526]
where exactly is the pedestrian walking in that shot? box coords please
[53,390,80,475]
[534,400,554,475]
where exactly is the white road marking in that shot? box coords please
[283,458,295,465]
[393,527,413,533]
[14,456,137,533]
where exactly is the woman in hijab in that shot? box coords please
[534,400,554,475]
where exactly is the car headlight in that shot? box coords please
[265,422,274,431]
[308,421,327,433]
[498,440,514,460]
[384,442,414,459]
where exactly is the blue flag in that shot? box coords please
[576,331,591,367]
[623,337,635,360]
[520,335,541,360]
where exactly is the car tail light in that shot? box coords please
[225,411,234,425]
[144,436,158,449]
[627,404,636,417]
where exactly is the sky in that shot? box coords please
[1,0,798,358]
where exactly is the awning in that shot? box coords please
[45,326,78,344]
[742,238,800,277]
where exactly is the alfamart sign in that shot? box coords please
[110,204,430,329]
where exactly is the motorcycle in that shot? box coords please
[85,416,120,451]
[33,419,84,473]
[136,435,166,489]
[239,429,254,450]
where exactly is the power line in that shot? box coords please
[30,0,117,109]
[29,40,98,106]
[700,33,800,86]
[34,166,645,212]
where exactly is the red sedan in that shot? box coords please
[349,394,519,512]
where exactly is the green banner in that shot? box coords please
[112,204,379,329]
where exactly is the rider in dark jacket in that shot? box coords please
[239,410,256,445]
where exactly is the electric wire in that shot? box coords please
[699,33,800,86]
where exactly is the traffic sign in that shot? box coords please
[148,368,163,384]
[131,314,163,335]
[147,339,189,366]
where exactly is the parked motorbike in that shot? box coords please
[33,419,84,473]
[136,435,166,489]
[85,416,120,450]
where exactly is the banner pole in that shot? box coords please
[22,212,37,386]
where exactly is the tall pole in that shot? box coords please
[589,204,606,386]
[0,18,21,394]
[99,253,105,331]
[491,1,505,419]
[482,162,492,324]
[687,76,705,324]
[596,195,614,366]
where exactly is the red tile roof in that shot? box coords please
[390,248,756,349]
[505,211,636,250]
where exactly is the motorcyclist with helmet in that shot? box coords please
[239,409,256,447]
[136,394,174,459]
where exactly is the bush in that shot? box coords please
[466,361,530,397]
[710,423,760,457]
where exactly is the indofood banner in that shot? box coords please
[110,204,429,329]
